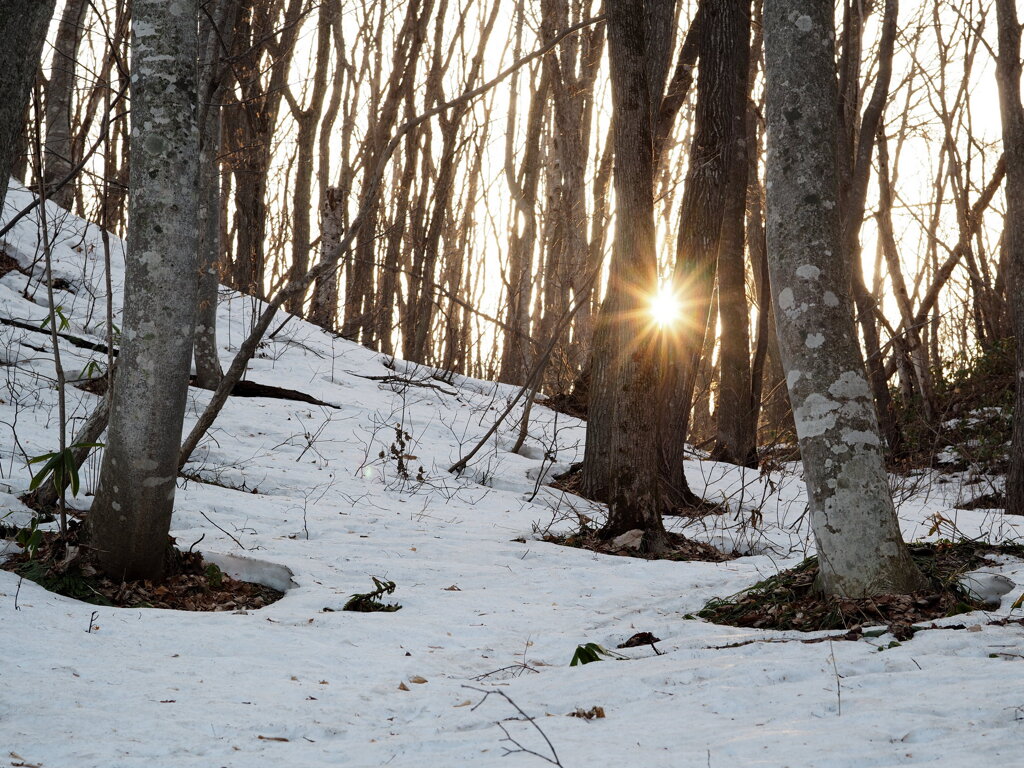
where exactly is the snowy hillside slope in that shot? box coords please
[2,183,1024,767]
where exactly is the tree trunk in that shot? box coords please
[996,0,1024,517]
[659,0,750,503]
[585,0,671,550]
[710,0,754,467]
[763,0,925,596]
[0,0,58,208]
[194,0,239,390]
[43,0,88,211]
[89,0,200,582]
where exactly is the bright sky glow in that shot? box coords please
[649,285,682,327]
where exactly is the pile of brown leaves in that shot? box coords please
[550,528,736,563]
[696,542,1015,638]
[2,523,283,611]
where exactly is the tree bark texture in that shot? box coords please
[89,0,200,582]
[659,0,749,502]
[996,0,1024,517]
[43,0,88,211]
[710,0,754,467]
[194,0,240,390]
[0,0,58,209]
[763,0,925,596]
[584,0,669,549]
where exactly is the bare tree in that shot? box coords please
[763,0,925,596]
[583,0,674,550]
[0,0,57,208]
[43,0,88,210]
[194,0,241,390]
[996,0,1024,516]
[659,0,750,502]
[89,0,200,581]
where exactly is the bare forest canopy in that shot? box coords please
[3,0,1020,487]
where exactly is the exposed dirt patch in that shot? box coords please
[955,491,1006,510]
[550,462,722,518]
[546,527,737,562]
[2,522,283,611]
[0,248,26,279]
[697,541,1022,639]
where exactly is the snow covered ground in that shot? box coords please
[2,185,1024,767]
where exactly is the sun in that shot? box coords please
[649,285,682,327]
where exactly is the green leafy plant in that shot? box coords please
[343,576,402,612]
[28,442,104,497]
[78,360,104,380]
[15,518,43,559]
[570,643,626,666]
[40,305,70,331]
[205,563,224,588]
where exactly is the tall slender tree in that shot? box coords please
[763,0,925,595]
[43,0,88,211]
[89,0,200,581]
[659,0,750,501]
[996,0,1024,517]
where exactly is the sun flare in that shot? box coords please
[649,286,682,327]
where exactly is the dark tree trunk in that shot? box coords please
[584,0,672,551]
[710,0,755,468]
[0,0,58,208]
[836,0,904,456]
[996,0,1024,516]
[194,0,240,390]
[659,0,750,503]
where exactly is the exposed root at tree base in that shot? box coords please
[549,462,721,518]
[697,541,1023,640]
[545,527,737,562]
[2,522,283,611]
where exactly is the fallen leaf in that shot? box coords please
[444,585,461,591]
[258,735,289,742]
[398,682,410,691]
[453,700,472,707]
[409,675,428,684]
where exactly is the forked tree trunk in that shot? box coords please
[763,0,926,596]
[585,0,671,550]
[89,0,200,582]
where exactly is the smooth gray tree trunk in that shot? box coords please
[0,0,58,208]
[763,0,925,596]
[90,0,200,581]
